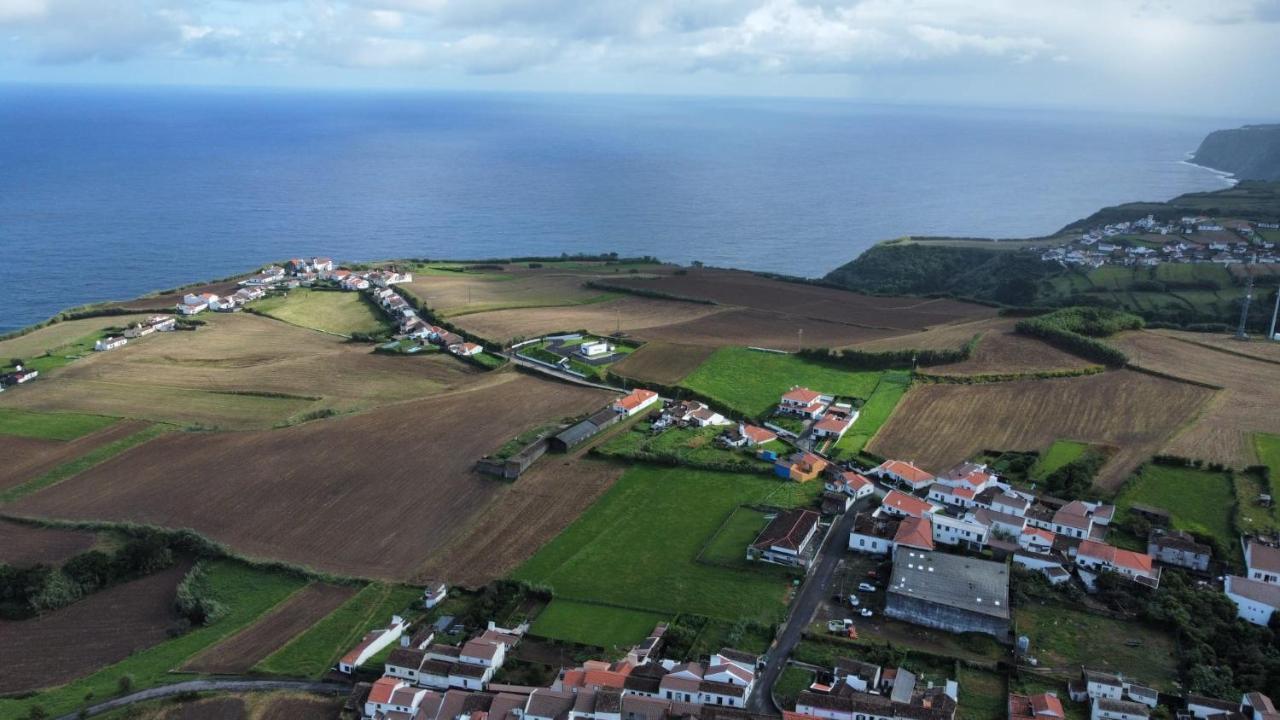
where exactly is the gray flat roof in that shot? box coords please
[888,546,1010,619]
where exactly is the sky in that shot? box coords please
[1,0,1278,115]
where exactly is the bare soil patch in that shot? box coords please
[611,342,716,385]
[181,583,358,674]
[0,561,189,694]
[160,697,247,720]
[0,419,150,491]
[258,694,343,720]
[850,317,1006,353]
[1150,329,1280,365]
[10,373,610,581]
[632,308,907,349]
[453,296,724,344]
[0,519,96,567]
[868,370,1213,490]
[1113,330,1280,466]
[928,324,1097,377]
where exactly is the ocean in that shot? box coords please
[0,85,1238,333]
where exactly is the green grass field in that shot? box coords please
[957,666,1008,720]
[530,599,668,650]
[832,370,910,459]
[2,328,116,375]
[2,560,307,719]
[699,507,769,566]
[513,465,819,635]
[1257,434,1280,478]
[1115,464,1235,550]
[1030,440,1090,480]
[254,289,390,336]
[774,666,814,710]
[1014,602,1179,689]
[682,347,881,419]
[255,583,420,678]
[597,425,775,473]
[0,408,118,440]
[1235,467,1280,536]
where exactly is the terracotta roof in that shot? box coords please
[742,425,777,444]
[1078,540,1154,574]
[1022,527,1055,544]
[782,387,822,403]
[369,677,402,705]
[882,490,935,518]
[842,472,873,491]
[1030,693,1064,717]
[814,415,853,433]
[879,460,934,484]
[894,515,935,550]
[752,508,820,552]
[616,389,658,412]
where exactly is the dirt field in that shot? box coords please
[0,314,155,359]
[1151,329,1280,364]
[0,561,189,694]
[9,372,611,581]
[0,419,151,491]
[181,583,358,674]
[929,325,1097,376]
[160,697,248,720]
[5,313,475,429]
[0,519,97,567]
[609,269,996,330]
[452,296,724,344]
[868,370,1214,489]
[632,308,908,349]
[421,456,625,586]
[405,268,625,317]
[257,695,343,719]
[611,342,716,385]
[1113,331,1280,466]
[850,317,1004,352]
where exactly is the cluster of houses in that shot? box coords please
[776,387,859,446]
[790,656,959,720]
[1039,215,1279,269]
[0,363,38,388]
[93,315,178,353]
[1225,538,1280,626]
[360,622,765,720]
[1044,666,1280,720]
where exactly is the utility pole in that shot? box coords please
[797,328,804,352]
[1269,287,1280,342]
[1237,276,1255,339]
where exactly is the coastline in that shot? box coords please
[1179,153,1240,186]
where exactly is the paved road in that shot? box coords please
[747,503,864,716]
[56,678,351,720]
[503,353,625,393]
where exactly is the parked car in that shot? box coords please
[857,582,877,592]
[860,608,874,618]
[848,595,860,607]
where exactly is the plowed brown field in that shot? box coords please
[0,519,96,567]
[452,296,724,344]
[181,583,358,673]
[0,419,150,491]
[0,561,189,693]
[868,370,1214,489]
[9,372,610,581]
[610,342,717,385]
[631,308,906,349]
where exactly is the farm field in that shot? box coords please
[633,307,905,349]
[0,418,151,492]
[849,317,1003,353]
[868,370,1214,489]
[698,507,768,566]
[451,295,724,344]
[1031,440,1091,480]
[1115,464,1236,552]
[1152,328,1280,364]
[831,370,911,459]
[0,314,155,363]
[255,583,422,678]
[400,262,640,317]
[681,347,881,418]
[1258,434,1280,477]
[0,561,192,694]
[530,599,668,650]
[0,408,118,440]
[1113,330,1280,466]
[0,519,97,566]
[91,690,341,720]
[180,583,359,674]
[608,268,997,330]
[512,465,821,642]
[1014,602,1180,690]
[252,288,390,336]
[3,313,474,430]
[928,325,1097,377]
[8,372,610,581]
[1,422,168,503]
[0,560,308,719]
[610,341,716,385]
[598,425,775,474]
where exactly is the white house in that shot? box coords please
[879,489,939,519]
[935,462,997,493]
[778,386,830,419]
[1075,541,1160,588]
[613,389,659,417]
[930,513,989,549]
[1225,575,1280,626]
[578,340,615,358]
[94,336,127,352]
[339,615,409,673]
[364,677,429,719]
[826,471,875,501]
[423,582,447,609]
[849,512,898,555]
[1091,698,1149,720]
[928,485,977,510]
[1245,540,1280,585]
[869,460,935,491]
[811,408,857,441]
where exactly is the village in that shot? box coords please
[1039,215,1280,269]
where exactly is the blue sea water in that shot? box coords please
[0,85,1239,333]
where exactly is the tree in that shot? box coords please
[117,674,135,695]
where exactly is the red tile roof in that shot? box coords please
[1078,540,1154,574]
[369,677,402,705]
[752,508,820,552]
[894,516,935,551]
[879,460,934,485]
[782,387,822,404]
[882,490,935,518]
[615,389,658,412]
[743,425,777,444]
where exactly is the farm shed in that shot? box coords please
[884,546,1010,639]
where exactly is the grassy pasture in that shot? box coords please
[513,465,819,633]
[0,315,154,366]
[1257,434,1280,478]
[0,408,118,440]
[529,599,668,650]
[1235,466,1280,536]
[682,347,881,419]
[699,506,768,566]
[1115,464,1235,551]
[1031,440,1090,480]
[1014,602,1179,690]
[253,289,390,336]
[0,560,307,719]
[832,370,911,459]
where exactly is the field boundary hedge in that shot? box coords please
[582,281,718,305]
[1014,307,1141,367]
[915,365,1106,384]
[1123,363,1225,390]
[796,333,981,371]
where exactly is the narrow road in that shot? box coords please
[503,352,625,393]
[747,501,864,716]
[56,678,351,720]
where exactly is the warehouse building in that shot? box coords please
[884,547,1010,639]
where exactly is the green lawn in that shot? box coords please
[254,289,390,336]
[2,328,115,375]
[1,560,308,719]
[513,465,820,630]
[957,666,1008,720]
[0,408,118,440]
[1115,464,1236,551]
[699,507,769,566]
[254,583,420,678]
[1014,602,1179,690]
[530,599,668,650]
[1236,465,1280,536]
[832,370,911,459]
[1257,434,1280,479]
[682,347,882,419]
[597,425,775,473]
[0,424,168,503]
[775,666,814,710]
[1030,440,1090,480]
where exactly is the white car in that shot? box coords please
[860,608,874,617]
[857,582,877,592]
[847,595,860,607]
